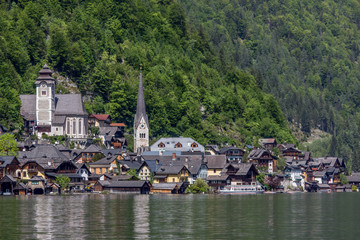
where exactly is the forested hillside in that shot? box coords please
[178,0,360,170]
[0,0,294,149]
[1,0,360,170]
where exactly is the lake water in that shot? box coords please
[0,193,359,239]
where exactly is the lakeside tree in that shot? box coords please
[186,178,210,194]
[0,134,18,156]
[340,173,349,186]
[264,175,281,191]
[55,175,71,193]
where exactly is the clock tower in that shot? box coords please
[134,69,149,154]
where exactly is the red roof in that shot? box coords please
[89,114,110,121]
[110,123,126,127]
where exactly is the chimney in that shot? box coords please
[172,153,176,160]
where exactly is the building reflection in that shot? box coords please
[133,194,150,239]
[34,196,54,239]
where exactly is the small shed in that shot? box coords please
[0,175,17,195]
[151,183,179,194]
[94,180,151,194]
[14,183,27,195]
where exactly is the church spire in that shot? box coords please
[134,66,148,129]
[134,66,149,153]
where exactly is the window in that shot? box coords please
[66,120,70,135]
[158,142,165,148]
[173,178,175,182]
[32,181,39,185]
[23,172,26,178]
[56,128,58,131]
[99,168,102,173]
[214,169,216,173]
[191,142,198,148]
[73,120,76,135]
[79,119,82,134]
[41,91,47,96]
[175,142,182,148]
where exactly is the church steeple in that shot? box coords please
[134,67,149,153]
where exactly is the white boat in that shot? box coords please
[218,185,264,194]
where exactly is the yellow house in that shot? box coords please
[206,155,227,177]
[138,163,152,181]
[89,155,119,175]
[17,161,46,180]
[153,165,189,184]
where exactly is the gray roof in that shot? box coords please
[207,175,229,181]
[152,183,178,190]
[222,163,257,176]
[313,171,327,177]
[89,155,117,166]
[348,173,360,183]
[219,147,244,154]
[0,156,18,168]
[82,144,102,153]
[98,180,148,188]
[119,160,142,170]
[20,95,36,121]
[205,155,227,169]
[0,175,16,183]
[248,148,277,160]
[134,72,149,129]
[18,144,69,161]
[150,137,205,152]
[20,93,87,122]
[155,165,187,175]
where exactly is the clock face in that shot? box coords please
[41,83,46,87]
[140,124,145,129]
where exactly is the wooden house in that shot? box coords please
[248,148,278,173]
[0,156,20,179]
[218,147,245,162]
[151,183,180,194]
[205,155,227,177]
[220,163,259,185]
[88,114,112,128]
[0,175,17,195]
[73,144,104,163]
[207,175,231,190]
[153,165,190,184]
[94,180,151,194]
[259,138,277,150]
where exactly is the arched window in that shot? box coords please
[79,119,82,135]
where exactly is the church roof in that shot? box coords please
[20,94,87,121]
[134,72,148,129]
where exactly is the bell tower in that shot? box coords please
[134,67,149,154]
[35,64,56,135]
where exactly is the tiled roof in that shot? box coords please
[205,155,227,169]
[152,183,178,190]
[150,137,205,152]
[110,123,125,127]
[98,180,148,188]
[89,114,110,121]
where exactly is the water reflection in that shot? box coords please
[1,193,360,239]
[133,195,149,239]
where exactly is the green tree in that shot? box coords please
[186,178,210,194]
[276,157,287,172]
[126,169,139,180]
[0,133,18,156]
[340,173,349,186]
[55,174,71,192]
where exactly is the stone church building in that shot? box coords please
[20,64,88,139]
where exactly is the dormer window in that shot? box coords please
[175,142,182,148]
[191,142,198,148]
[158,142,165,148]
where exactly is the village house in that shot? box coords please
[259,138,277,150]
[220,163,259,186]
[151,137,205,153]
[88,155,119,175]
[153,164,190,184]
[218,146,245,163]
[0,156,20,179]
[99,125,127,149]
[248,148,278,173]
[88,114,112,128]
[73,144,104,163]
[151,183,180,194]
[205,155,227,177]
[207,175,231,190]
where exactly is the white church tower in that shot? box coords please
[35,64,56,136]
[134,69,149,154]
